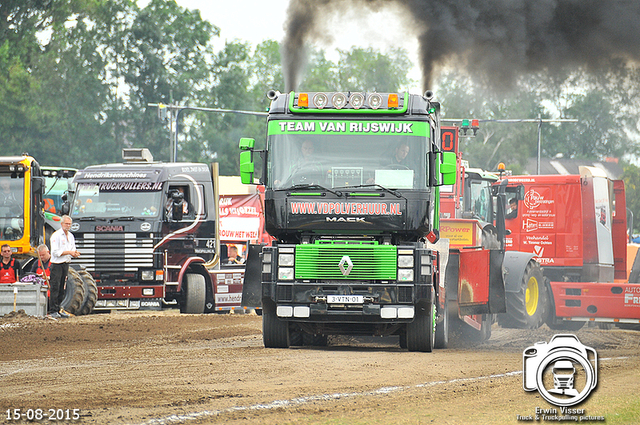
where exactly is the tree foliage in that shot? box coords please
[1,0,639,188]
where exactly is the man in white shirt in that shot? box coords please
[49,215,80,318]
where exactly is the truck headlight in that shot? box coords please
[398,269,414,282]
[279,253,294,266]
[398,255,414,268]
[141,270,155,281]
[278,267,294,281]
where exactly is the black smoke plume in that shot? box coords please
[282,0,640,91]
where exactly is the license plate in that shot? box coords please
[327,295,363,304]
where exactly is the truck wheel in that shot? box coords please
[498,260,546,329]
[77,269,98,315]
[262,308,290,348]
[406,301,435,352]
[61,268,86,315]
[434,296,449,349]
[180,273,206,314]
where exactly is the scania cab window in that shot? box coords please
[72,182,163,218]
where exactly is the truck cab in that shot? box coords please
[240,90,457,351]
[67,149,219,313]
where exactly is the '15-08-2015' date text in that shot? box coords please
[6,409,81,421]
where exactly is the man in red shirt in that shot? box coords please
[0,243,21,283]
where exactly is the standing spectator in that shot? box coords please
[30,244,51,279]
[0,243,21,283]
[49,215,80,318]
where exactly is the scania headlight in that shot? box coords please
[279,253,294,266]
[278,267,294,281]
[398,269,414,282]
[398,255,414,268]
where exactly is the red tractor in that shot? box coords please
[438,125,545,336]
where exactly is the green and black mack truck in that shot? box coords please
[239,90,503,352]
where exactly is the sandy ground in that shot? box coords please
[1,309,639,424]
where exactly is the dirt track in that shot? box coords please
[1,310,639,424]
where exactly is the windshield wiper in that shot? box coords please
[116,216,135,221]
[278,184,343,197]
[334,183,404,199]
[78,216,96,221]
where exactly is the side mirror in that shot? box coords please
[239,138,255,150]
[32,176,44,194]
[516,184,525,201]
[440,152,457,185]
[59,202,70,216]
[239,138,256,185]
[239,150,255,185]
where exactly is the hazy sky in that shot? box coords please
[175,0,423,91]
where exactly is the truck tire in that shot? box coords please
[262,308,290,348]
[61,268,86,315]
[180,273,206,314]
[498,260,546,329]
[406,301,435,352]
[77,269,98,315]
[434,296,449,349]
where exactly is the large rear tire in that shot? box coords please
[262,308,290,348]
[61,268,86,315]
[498,260,547,329]
[180,273,206,314]
[77,269,98,315]
[406,300,435,352]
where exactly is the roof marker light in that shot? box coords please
[298,93,309,108]
[388,93,399,108]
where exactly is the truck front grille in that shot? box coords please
[295,241,396,280]
[74,233,155,273]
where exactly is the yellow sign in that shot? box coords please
[440,222,475,246]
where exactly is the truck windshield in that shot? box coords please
[0,176,24,240]
[267,133,427,190]
[71,183,163,218]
